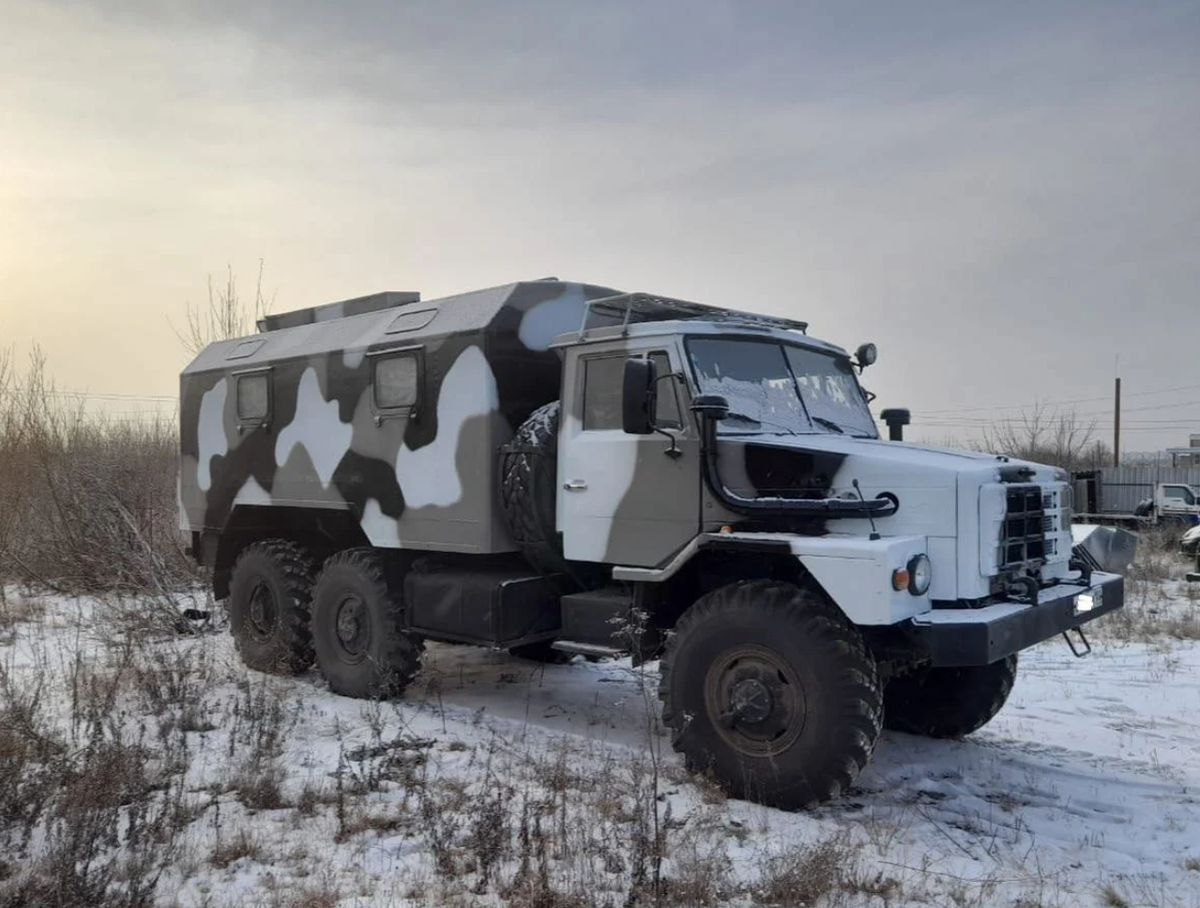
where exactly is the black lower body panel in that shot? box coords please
[404,562,564,648]
[907,572,1124,667]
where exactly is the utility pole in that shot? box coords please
[1113,376,1121,467]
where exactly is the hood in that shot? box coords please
[720,432,1065,488]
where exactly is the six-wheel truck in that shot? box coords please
[180,278,1130,809]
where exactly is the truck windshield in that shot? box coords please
[687,338,877,438]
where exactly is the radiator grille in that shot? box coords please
[1001,484,1054,567]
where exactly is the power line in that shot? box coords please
[917,382,1200,416]
[0,387,176,403]
[913,400,1200,423]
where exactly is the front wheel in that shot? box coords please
[658,580,883,810]
[883,655,1018,738]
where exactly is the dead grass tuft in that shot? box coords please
[210,829,264,869]
[754,832,862,907]
[1100,883,1130,907]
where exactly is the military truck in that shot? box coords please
[180,278,1128,809]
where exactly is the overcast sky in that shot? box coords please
[2,0,1198,453]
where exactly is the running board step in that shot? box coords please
[550,641,624,659]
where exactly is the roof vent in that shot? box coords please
[257,290,421,332]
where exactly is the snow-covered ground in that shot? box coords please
[2,578,1198,908]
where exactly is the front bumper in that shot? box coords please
[907,572,1124,667]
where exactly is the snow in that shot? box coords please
[3,581,1199,907]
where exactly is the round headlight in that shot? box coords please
[907,554,932,596]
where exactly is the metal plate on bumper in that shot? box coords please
[907,572,1124,667]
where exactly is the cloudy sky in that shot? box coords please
[2,0,1198,453]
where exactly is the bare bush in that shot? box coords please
[0,348,198,599]
[172,261,274,358]
[980,403,1109,473]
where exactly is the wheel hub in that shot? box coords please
[334,595,369,657]
[729,677,773,724]
[247,583,278,639]
[705,644,807,758]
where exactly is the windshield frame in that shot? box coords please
[682,334,879,439]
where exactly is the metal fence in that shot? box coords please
[1077,465,1200,514]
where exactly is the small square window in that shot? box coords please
[374,354,419,409]
[237,374,269,421]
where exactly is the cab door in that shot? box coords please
[557,341,700,567]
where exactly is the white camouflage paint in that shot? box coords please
[233,476,272,506]
[558,427,640,562]
[361,498,402,547]
[275,367,353,487]
[518,284,587,350]
[394,345,499,509]
[196,378,228,492]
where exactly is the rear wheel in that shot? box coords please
[311,548,424,699]
[227,540,316,675]
[659,580,882,810]
[883,655,1018,738]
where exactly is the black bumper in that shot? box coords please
[907,572,1125,667]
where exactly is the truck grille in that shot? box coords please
[1001,484,1055,567]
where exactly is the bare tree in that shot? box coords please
[171,260,275,357]
[980,403,1111,473]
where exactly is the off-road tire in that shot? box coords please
[227,539,316,675]
[499,401,566,575]
[883,655,1018,738]
[311,548,424,700]
[659,580,883,810]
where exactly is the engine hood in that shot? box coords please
[710,433,1071,603]
[717,433,1065,495]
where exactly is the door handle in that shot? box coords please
[563,480,588,492]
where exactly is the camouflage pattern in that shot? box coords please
[180,279,624,555]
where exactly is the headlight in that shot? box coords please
[907,554,932,595]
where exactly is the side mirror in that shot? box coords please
[855,342,877,368]
[622,357,658,435]
[691,394,730,422]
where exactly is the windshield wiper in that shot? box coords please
[811,416,844,434]
[725,411,799,436]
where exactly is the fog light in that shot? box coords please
[907,554,932,595]
[1074,590,1101,615]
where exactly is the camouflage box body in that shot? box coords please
[180,280,621,558]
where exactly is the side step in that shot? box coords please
[550,640,624,659]
[559,586,633,651]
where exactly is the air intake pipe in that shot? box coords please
[880,408,911,442]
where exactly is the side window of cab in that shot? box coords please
[581,350,682,432]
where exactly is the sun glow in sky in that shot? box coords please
[2,0,1199,450]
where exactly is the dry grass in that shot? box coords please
[754,832,863,907]
[1100,883,1131,907]
[0,346,198,600]
[210,829,264,869]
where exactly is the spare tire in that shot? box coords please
[499,401,567,574]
